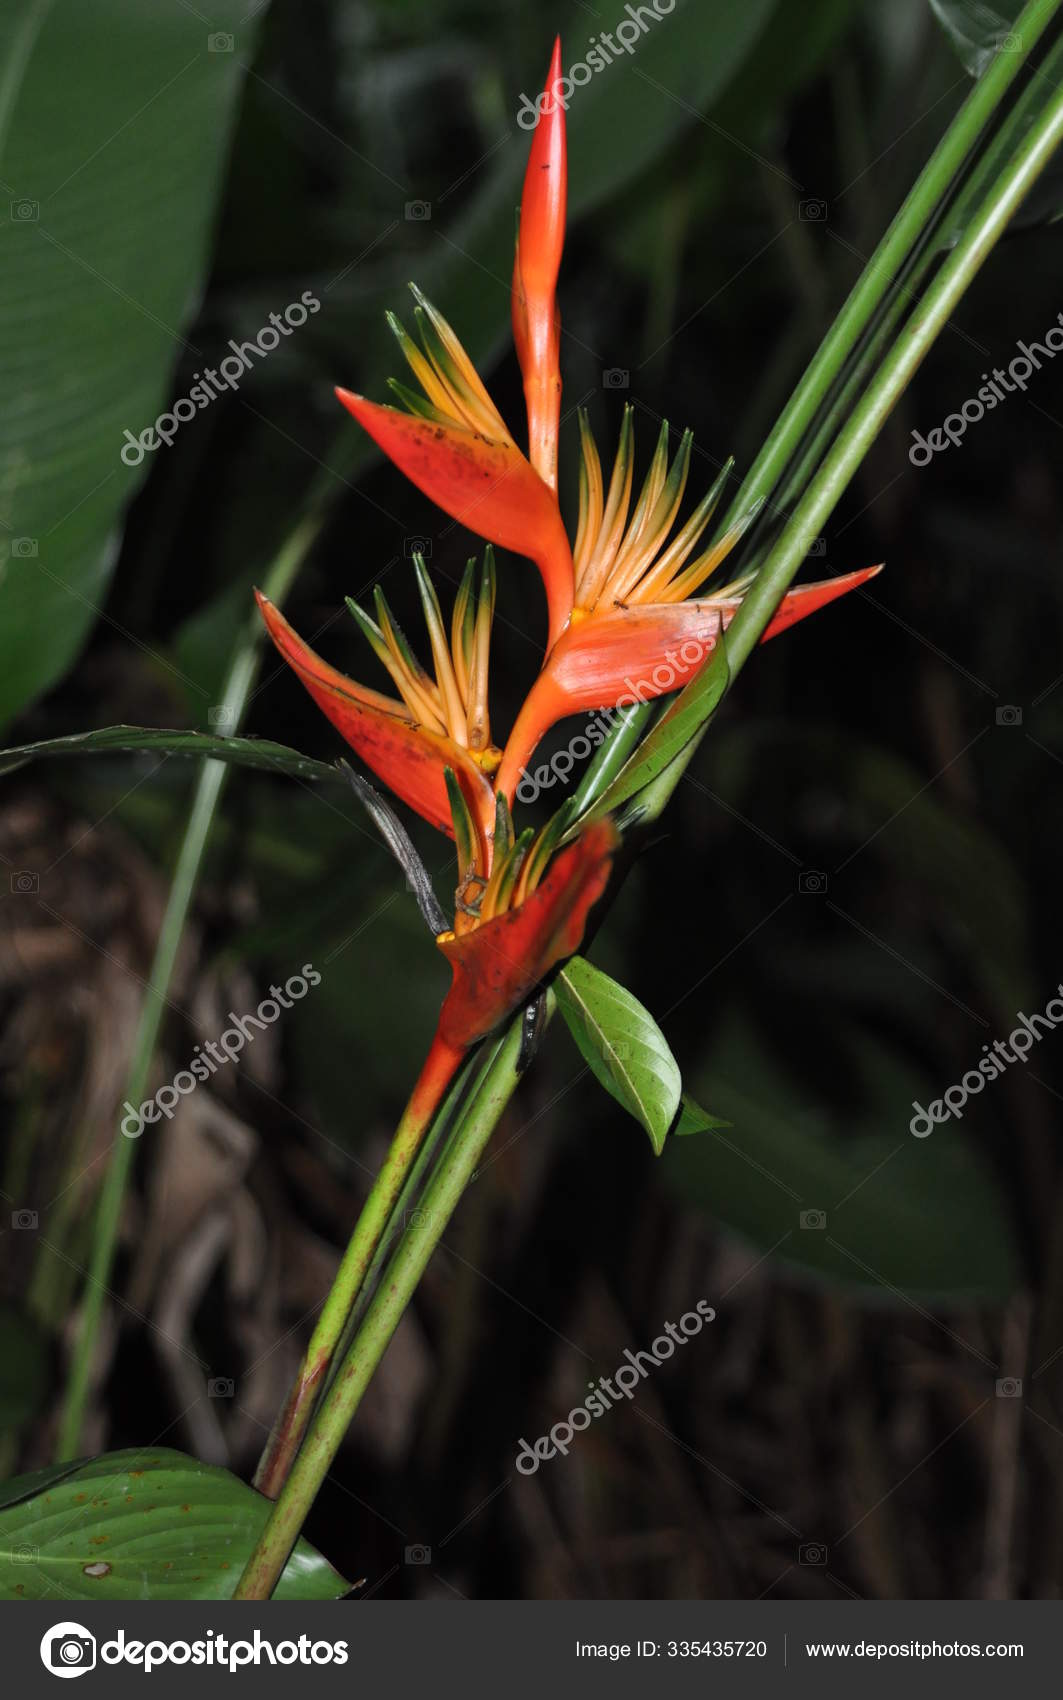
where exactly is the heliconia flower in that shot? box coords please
[399,812,618,1153]
[255,552,500,852]
[512,36,567,493]
[494,407,882,801]
[335,282,574,650]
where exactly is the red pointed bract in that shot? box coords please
[513,36,567,492]
[336,389,575,648]
[256,591,494,842]
[437,819,618,1048]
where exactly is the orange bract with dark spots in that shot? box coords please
[437,819,618,1048]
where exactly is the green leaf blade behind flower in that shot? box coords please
[0,0,267,728]
[0,725,339,783]
[0,1448,348,1602]
[556,955,681,1154]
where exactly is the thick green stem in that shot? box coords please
[234,1005,533,1599]
[55,514,325,1462]
[593,65,1063,826]
[253,1031,465,1497]
[719,0,1062,530]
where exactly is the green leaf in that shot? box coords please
[0,725,339,784]
[664,1017,1020,1298]
[556,956,681,1154]
[0,0,265,727]
[673,1095,731,1136]
[0,1448,348,1601]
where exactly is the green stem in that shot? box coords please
[252,1031,468,1497]
[55,512,326,1462]
[593,63,1063,826]
[719,0,1062,530]
[234,1003,534,1599]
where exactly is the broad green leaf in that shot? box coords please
[0,0,265,727]
[673,1095,731,1136]
[0,725,339,784]
[556,955,681,1153]
[665,1017,1020,1298]
[0,1448,348,1601]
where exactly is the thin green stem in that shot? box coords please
[234,1003,534,1598]
[719,0,1061,531]
[55,513,326,1462]
[252,1032,471,1497]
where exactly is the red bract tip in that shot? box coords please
[512,36,567,492]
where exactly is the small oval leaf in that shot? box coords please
[556,956,681,1153]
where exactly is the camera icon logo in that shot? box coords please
[404,536,432,559]
[1001,32,1022,52]
[405,200,431,222]
[798,870,827,895]
[207,1377,235,1398]
[805,536,827,558]
[798,1542,828,1565]
[11,537,38,557]
[207,32,234,52]
[11,871,39,894]
[403,1208,432,1229]
[995,705,1022,727]
[13,1544,39,1563]
[11,199,39,222]
[996,1377,1022,1398]
[799,1209,826,1230]
[798,198,828,221]
[208,704,236,729]
[602,368,629,390]
[13,1209,38,1230]
[40,1623,97,1679]
[404,1543,431,1564]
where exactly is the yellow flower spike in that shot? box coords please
[572,409,604,583]
[626,455,734,605]
[466,545,496,752]
[346,596,445,733]
[479,827,535,923]
[575,403,635,610]
[608,426,694,603]
[412,553,468,745]
[449,557,477,704]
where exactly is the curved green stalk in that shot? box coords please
[234,1004,534,1599]
[253,1036,481,1497]
[55,513,326,1462]
[719,0,1062,531]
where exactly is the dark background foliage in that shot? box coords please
[2,0,1061,1599]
